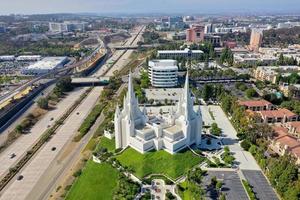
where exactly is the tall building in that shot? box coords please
[148,60,178,88]
[186,25,205,43]
[249,29,263,52]
[114,73,202,154]
[49,22,86,33]
[204,24,213,34]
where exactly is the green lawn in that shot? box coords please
[97,137,116,152]
[66,161,119,200]
[116,148,204,179]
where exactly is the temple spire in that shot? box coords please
[184,71,189,100]
[128,71,134,101]
[184,72,190,120]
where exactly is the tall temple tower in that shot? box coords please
[114,72,202,154]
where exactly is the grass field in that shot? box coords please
[116,148,204,179]
[66,161,119,200]
[97,137,115,152]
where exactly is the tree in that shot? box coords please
[220,47,234,66]
[210,123,222,136]
[140,71,150,88]
[241,139,251,151]
[245,88,257,98]
[15,124,23,134]
[56,76,73,93]
[278,53,285,65]
[166,191,176,200]
[37,97,49,109]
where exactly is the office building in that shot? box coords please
[157,48,203,59]
[148,60,178,88]
[249,29,263,52]
[49,21,86,33]
[186,25,205,43]
[204,24,213,34]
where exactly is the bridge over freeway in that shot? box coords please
[110,43,160,50]
[71,77,110,87]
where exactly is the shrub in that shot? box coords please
[241,140,251,151]
[210,123,222,136]
[37,97,49,109]
[73,169,82,177]
[245,88,258,98]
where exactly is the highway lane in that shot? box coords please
[39,109,105,200]
[0,25,144,199]
[0,83,56,145]
[0,87,102,200]
[0,88,86,179]
[93,25,145,77]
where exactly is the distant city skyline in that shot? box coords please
[0,0,300,15]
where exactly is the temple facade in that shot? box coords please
[114,72,202,154]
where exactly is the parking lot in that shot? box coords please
[202,170,249,200]
[242,170,279,200]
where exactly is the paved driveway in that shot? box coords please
[204,105,261,170]
[242,170,278,200]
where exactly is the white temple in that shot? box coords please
[114,72,202,154]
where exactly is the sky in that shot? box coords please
[0,0,300,15]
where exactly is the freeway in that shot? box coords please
[0,25,145,200]
[92,25,145,77]
[0,87,103,200]
[38,25,145,200]
[0,83,56,145]
[0,88,86,180]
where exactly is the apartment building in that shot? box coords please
[239,100,274,111]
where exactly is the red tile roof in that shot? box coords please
[260,108,297,119]
[239,100,272,107]
[272,126,300,158]
[288,121,300,133]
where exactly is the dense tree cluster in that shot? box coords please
[142,31,160,44]
[277,53,299,66]
[245,88,258,98]
[219,47,234,66]
[113,174,140,200]
[280,100,300,115]
[277,72,300,85]
[201,84,225,102]
[53,76,73,97]
[263,27,300,47]
[190,68,236,80]
[177,167,206,199]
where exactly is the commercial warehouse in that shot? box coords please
[21,57,69,75]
